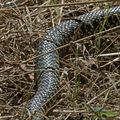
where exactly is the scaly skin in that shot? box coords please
[27,6,120,120]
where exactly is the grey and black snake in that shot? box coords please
[1,1,120,120]
[28,6,120,120]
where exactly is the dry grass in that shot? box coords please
[0,0,120,120]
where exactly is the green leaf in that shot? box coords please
[99,110,119,118]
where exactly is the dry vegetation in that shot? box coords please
[0,0,120,120]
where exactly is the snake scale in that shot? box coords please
[1,1,120,120]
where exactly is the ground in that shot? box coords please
[0,0,120,120]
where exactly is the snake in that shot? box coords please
[27,6,120,120]
[1,1,120,120]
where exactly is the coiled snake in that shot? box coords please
[1,1,120,120]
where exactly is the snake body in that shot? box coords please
[1,1,120,119]
[27,6,120,120]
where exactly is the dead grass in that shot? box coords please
[0,0,120,120]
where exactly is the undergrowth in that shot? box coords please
[0,0,120,120]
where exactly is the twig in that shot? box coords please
[97,52,120,57]
[0,0,115,10]
[53,109,87,113]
